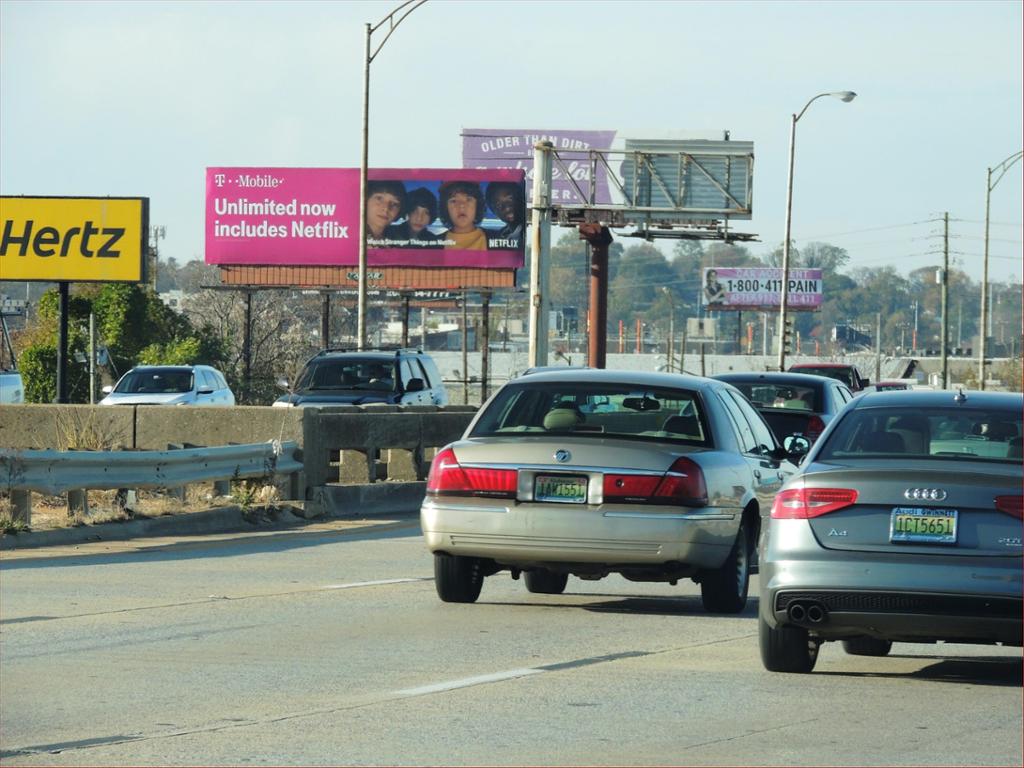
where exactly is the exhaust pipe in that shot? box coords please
[785,601,829,626]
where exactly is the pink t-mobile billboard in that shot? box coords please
[205,167,525,268]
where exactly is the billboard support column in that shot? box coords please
[321,292,331,349]
[528,141,554,369]
[243,290,252,403]
[56,282,69,404]
[580,223,612,369]
[401,294,411,348]
[481,291,491,402]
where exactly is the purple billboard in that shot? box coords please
[462,128,616,205]
[206,167,525,268]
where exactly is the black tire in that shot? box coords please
[842,636,893,657]
[700,521,751,613]
[433,553,483,603]
[759,614,819,673]
[524,569,568,594]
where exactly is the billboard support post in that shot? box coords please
[481,291,491,402]
[580,223,612,369]
[528,141,554,369]
[777,90,856,372]
[56,282,69,404]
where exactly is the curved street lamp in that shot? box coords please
[358,0,428,350]
[978,149,1022,389]
[777,90,857,371]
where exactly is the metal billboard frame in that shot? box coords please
[545,144,755,241]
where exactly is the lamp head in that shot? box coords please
[833,91,857,103]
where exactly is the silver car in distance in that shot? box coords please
[759,389,1023,673]
[421,369,803,610]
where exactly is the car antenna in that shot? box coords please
[954,387,967,404]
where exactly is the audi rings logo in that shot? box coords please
[554,449,571,463]
[904,488,947,501]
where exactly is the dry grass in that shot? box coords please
[15,484,237,531]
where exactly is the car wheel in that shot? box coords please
[700,521,750,613]
[842,636,893,657]
[524,569,568,594]
[759,614,819,673]
[433,553,483,603]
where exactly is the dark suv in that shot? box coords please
[273,348,449,407]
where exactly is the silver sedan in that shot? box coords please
[759,389,1023,673]
[421,369,803,611]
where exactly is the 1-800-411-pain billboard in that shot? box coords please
[702,267,823,310]
[205,167,525,269]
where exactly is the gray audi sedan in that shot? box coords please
[759,389,1023,673]
[421,369,803,610]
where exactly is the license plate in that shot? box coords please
[890,507,958,544]
[535,475,588,504]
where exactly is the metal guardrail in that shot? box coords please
[0,441,302,496]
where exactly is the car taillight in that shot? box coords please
[805,415,825,442]
[426,447,517,498]
[771,487,858,519]
[994,495,1023,520]
[603,457,708,507]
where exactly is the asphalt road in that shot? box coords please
[1,516,1020,766]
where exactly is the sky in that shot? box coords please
[1,0,1021,284]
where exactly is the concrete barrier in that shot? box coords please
[0,403,478,523]
[0,404,135,450]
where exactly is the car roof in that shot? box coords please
[129,365,198,372]
[789,362,855,369]
[847,389,1022,409]
[713,371,836,387]
[505,367,722,391]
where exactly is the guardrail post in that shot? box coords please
[10,490,31,525]
[67,489,89,518]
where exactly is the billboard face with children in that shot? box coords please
[205,167,526,269]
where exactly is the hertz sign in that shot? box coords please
[0,196,149,282]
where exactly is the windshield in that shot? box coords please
[727,380,820,412]
[817,406,1022,463]
[115,370,193,394]
[471,382,711,446]
[295,358,397,392]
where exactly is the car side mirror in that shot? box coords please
[101,385,113,395]
[405,377,425,393]
[276,378,291,391]
[783,434,812,458]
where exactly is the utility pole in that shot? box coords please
[875,312,882,384]
[940,212,949,389]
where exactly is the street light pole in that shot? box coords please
[777,90,856,372]
[358,0,427,351]
[979,150,1022,389]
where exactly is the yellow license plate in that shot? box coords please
[890,507,958,544]
[535,475,587,504]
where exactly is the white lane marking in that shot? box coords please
[395,668,544,697]
[321,578,425,590]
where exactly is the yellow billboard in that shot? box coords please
[0,196,149,282]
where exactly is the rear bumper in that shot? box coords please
[421,496,740,571]
[760,530,1023,645]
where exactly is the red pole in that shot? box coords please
[618,320,624,353]
[635,318,642,354]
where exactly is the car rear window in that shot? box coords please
[817,406,1022,463]
[728,381,821,412]
[470,382,711,446]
